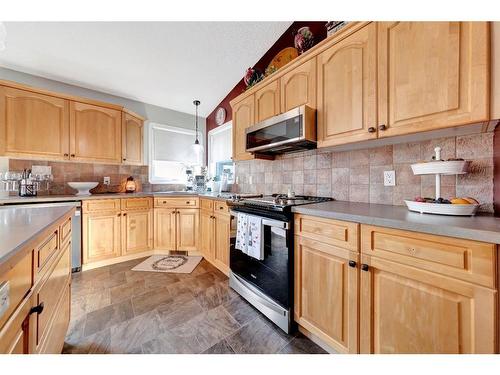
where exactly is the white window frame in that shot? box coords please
[148,122,201,184]
[208,121,232,178]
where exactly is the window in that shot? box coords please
[208,122,233,182]
[149,123,203,184]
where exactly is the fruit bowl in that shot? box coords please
[68,182,99,196]
[405,200,480,216]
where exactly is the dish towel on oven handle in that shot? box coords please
[246,215,264,260]
[235,212,249,254]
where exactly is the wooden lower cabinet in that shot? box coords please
[121,209,153,255]
[213,213,230,275]
[0,210,73,354]
[294,215,498,354]
[294,236,359,353]
[154,208,177,250]
[359,254,497,354]
[83,210,121,264]
[176,209,199,251]
[200,210,215,260]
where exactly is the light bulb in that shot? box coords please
[191,142,204,166]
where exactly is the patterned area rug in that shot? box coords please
[131,255,202,274]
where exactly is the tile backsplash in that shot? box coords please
[7,159,184,195]
[235,133,494,213]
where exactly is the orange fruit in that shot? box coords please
[451,198,470,204]
[463,197,479,204]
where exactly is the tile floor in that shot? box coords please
[63,257,327,354]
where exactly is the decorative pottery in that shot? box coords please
[243,67,264,89]
[294,26,315,54]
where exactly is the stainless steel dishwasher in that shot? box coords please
[0,201,82,272]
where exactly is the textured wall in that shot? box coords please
[7,159,184,195]
[235,133,494,212]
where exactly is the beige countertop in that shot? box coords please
[0,191,232,205]
[292,200,500,244]
[0,205,74,267]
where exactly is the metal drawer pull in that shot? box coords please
[348,260,357,268]
[361,264,369,272]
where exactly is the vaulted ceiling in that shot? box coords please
[0,22,292,116]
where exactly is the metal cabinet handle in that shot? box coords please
[64,153,69,157]
[378,124,387,131]
[348,260,357,268]
[172,210,176,214]
[368,127,376,133]
[123,158,126,161]
[29,302,44,315]
[361,264,369,272]
[123,213,127,216]
[186,201,190,204]
[117,213,121,216]
[70,154,75,157]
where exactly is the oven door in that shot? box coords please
[229,210,292,309]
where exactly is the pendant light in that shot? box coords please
[191,99,204,166]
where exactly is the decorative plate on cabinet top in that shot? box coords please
[265,47,299,76]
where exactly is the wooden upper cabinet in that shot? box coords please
[232,94,255,161]
[0,86,70,159]
[255,79,281,122]
[377,22,489,137]
[122,112,143,165]
[360,255,497,354]
[280,58,317,112]
[70,101,122,163]
[317,23,377,147]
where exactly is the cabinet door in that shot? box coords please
[294,236,359,353]
[280,58,317,112]
[200,210,214,260]
[82,211,121,264]
[0,86,70,159]
[122,209,152,255]
[213,213,230,275]
[255,79,280,122]
[232,94,255,161]
[154,208,177,250]
[176,209,199,251]
[317,23,377,148]
[377,22,489,137]
[122,112,143,165]
[359,255,497,354]
[0,295,32,354]
[70,101,122,163]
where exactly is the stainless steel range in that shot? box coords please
[227,194,332,333]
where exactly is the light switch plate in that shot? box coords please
[0,281,10,319]
[103,176,110,185]
[384,170,396,186]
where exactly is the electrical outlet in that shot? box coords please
[384,170,396,186]
[103,176,110,185]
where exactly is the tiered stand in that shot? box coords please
[404,147,479,216]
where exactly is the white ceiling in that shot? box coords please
[0,22,292,116]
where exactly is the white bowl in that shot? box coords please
[405,200,479,216]
[68,182,99,196]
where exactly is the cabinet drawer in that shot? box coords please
[121,197,152,211]
[35,242,71,347]
[294,214,359,251]
[361,225,496,288]
[200,198,214,212]
[82,199,121,213]
[214,200,229,215]
[36,230,59,276]
[154,197,199,208]
[0,252,33,330]
[59,216,72,245]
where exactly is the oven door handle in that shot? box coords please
[230,210,289,230]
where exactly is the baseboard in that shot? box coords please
[298,325,340,354]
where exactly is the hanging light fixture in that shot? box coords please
[191,99,204,166]
[0,23,6,51]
